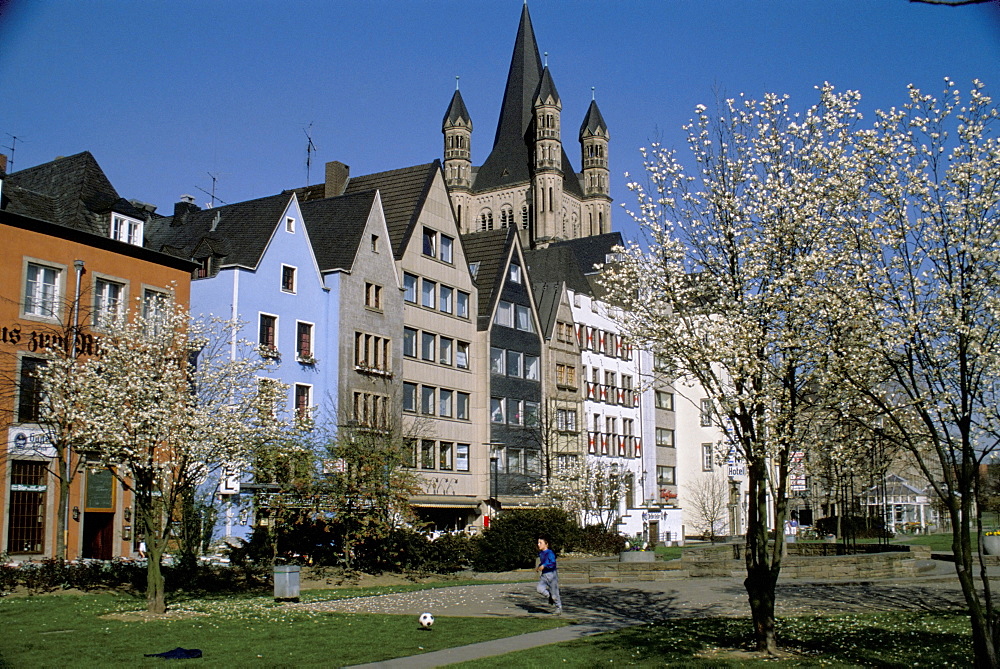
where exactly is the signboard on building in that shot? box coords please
[790,451,807,491]
[727,447,746,478]
[8,427,56,458]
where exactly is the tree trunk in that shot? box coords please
[146,539,167,614]
[54,459,70,561]
[744,459,779,654]
[949,499,999,668]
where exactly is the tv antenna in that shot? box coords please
[3,133,24,171]
[195,172,229,208]
[304,122,318,184]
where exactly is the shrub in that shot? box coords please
[575,525,627,555]
[471,508,578,572]
[816,515,893,539]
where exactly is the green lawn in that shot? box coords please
[446,611,973,668]
[0,586,563,668]
[894,532,967,552]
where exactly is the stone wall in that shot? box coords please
[559,560,684,584]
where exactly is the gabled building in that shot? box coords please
[463,228,543,516]
[442,4,612,248]
[148,187,402,540]
[298,160,485,532]
[1,152,195,560]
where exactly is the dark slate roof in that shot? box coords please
[580,99,608,139]
[343,162,440,260]
[534,67,560,106]
[462,228,516,326]
[443,89,472,129]
[530,280,562,339]
[547,232,624,275]
[146,192,292,269]
[2,151,147,237]
[524,246,592,295]
[472,6,582,198]
[300,190,379,272]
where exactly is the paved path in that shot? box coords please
[286,558,985,668]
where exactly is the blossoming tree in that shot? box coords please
[835,79,1000,667]
[38,294,295,612]
[602,85,864,653]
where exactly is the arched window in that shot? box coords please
[479,208,494,231]
[521,205,529,229]
[500,205,513,229]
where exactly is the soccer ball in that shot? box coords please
[418,612,434,628]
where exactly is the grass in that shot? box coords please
[894,532,966,552]
[446,611,973,668]
[0,585,564,668]
[653,544,683,561]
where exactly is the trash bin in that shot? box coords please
[273,565,300,602]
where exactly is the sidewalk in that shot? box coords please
[316,558,978,668]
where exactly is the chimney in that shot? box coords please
[0,154,7,174]
[172,194,201,226]
[325,161,350,198]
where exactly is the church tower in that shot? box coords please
[580,97,610,236]
[532,66,563,244]
[442,3,611,247]
[443,84,473,231]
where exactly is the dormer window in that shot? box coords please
[286,217,295,233]
[110,214,143,246]
[509,264,522,284]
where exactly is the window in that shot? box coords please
[456,291,470,319]
[456,341,470,369]
[294,384,311,420]
[110,214,143,245]
[404,439,418,468]
[439,337,453,365]
[422,228,437,257]
[281,265,296,293]
[506,350,523,377]
[296,322,313,359]
[403,382,417,413]
[479,209,494,230]
[521,205,529,228]
[456,444,470,472]
[515,304,533,332]
[421,279,436,308]
[371,234,379,253]
[354,332,391,372]
[439,442,453,471]
[657,466,676,486]
[494,301,513,327]
[259,314,277,349]
[524,401,539,427]
[421,386,436,415]
[524,355,540,381]
[24,263,60,318]
[354,392,387,428]
[656,428,675,448]
[656,391,674,410]
[439,389,454,418]
[556,409,577,432]
[490,347,504,374]
[439,285,453,313]
[700,398,713,427]
[94,278,124,327]
[403,327,417,357]
[507,449,522,473]
[440,235,454,263]
[556,321,574,344]
[7,461,47,554]
[403,273,418,303]
[509,264,522,284]
[508,398,523,425]
[365,282,382,310]
[556,363,576,387]
[142,289,169,333]
[17,357,46,423]
[421,332,436,361]
[285,217,295,233]
[490,397,504,423]
[421,440,436,469]
[702,443,714,471]
[457,392,470,420]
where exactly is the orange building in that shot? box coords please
[0,153,195,561]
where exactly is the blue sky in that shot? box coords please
[1,1,998,243]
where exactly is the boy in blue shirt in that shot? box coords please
[535,535,562,614]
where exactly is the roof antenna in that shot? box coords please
[3,133,24,171]
[304,122,318,185]
[196,172,229,208]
